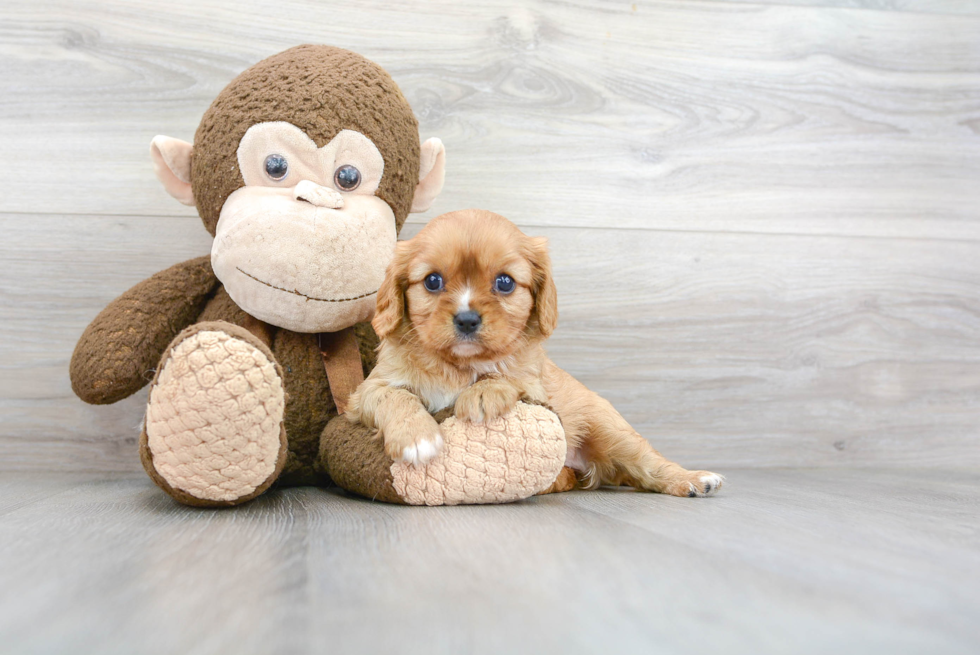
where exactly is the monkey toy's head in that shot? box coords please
[149,45,446,333]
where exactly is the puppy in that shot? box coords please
[347,209,723,497]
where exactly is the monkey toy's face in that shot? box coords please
[148,45,446,334]
[211,122,397,332]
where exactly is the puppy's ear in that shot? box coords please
[526,236,558,338]
[372,241,412,339]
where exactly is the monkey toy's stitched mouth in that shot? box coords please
[236,267,378,303]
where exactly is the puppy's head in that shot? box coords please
[373,209,557,364]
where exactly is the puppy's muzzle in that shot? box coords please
[454,310,481,336]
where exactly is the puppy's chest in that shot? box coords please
[412,371,480,412]
[419,384,468,413]
[407,361,506,413]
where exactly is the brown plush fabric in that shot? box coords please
[191,45,421,236]
[72,46,428,506]
[70,256,219,405]
[196,284,249,326]
[275,329,335,485]
[72,256,384,497]
[71,253,384,494]
[139,321,289,508]
[319,415,406,504]
[193,287,382,486]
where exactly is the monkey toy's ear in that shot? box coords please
[410,137,446,214]
[150,135,196,206]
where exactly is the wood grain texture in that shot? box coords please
[1,0,978,471]
[2,0,979,238]
[0,470,977,654]
[3,214,977,471]
[709,0,980,16]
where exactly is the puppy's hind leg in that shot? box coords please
[543,362,722,497]
[587,409,723,497]
[535,466,579,496]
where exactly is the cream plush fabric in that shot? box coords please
[390,402,566,506]
[145,329,286,502]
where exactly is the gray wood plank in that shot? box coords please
[0,469,976,654]
[0,214,213,472]
[0,1,977,239]
[706,0,980,16]
[2,1,979,473]
[2,214,977,471]
[0,472,101,516]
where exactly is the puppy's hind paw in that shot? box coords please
[686,472,724,497]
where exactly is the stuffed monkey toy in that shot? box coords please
[70,45,567,506]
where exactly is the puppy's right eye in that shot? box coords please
[423,273,444,292]
[494,274,515,294]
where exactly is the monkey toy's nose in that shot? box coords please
[454,310,482,336]
[293,180,345,209]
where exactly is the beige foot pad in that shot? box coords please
[141,322,287,506]
[393,402,566,505]
[321,402,566,506]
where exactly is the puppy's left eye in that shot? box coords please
[423,273,444,292]
[495,274,515,294]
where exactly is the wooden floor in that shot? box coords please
[1,2,978,653]
[2,0,979,472]
[0,469,977,654]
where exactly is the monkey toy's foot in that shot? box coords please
[141,322,288,506]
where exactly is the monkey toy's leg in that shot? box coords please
[140,321,288,507]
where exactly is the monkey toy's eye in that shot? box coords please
[264,154,288,181]
[423,273,444,292]
[494,274,515,294]
[334,164,361,191]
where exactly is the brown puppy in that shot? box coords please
[347,210,723,497]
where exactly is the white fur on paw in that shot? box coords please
[699,473,724,496]
[401,434,444,467]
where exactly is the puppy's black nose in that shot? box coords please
[454,310,482,335]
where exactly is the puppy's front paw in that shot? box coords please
[383,412,444,467]
[454,379,521,424]
[399,432,444,467]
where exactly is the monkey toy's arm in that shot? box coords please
[70,255,219,405]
